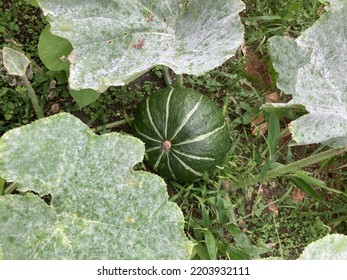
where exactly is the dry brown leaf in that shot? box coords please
[268,199,279,216]
[264,92,279,103]
[268,180,276,189]
[49,103,60,115]
[291,187,305,202]
[251,114,268,136]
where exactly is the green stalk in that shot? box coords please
[162,66,172,87]
[265,147,347,180]
[4,182,19,195]
[22,75,44,119]
[0,177,5,196]
[273,212,284,259]
[241,147,347,187]
[92,118,134,133]
[175,74,184,88]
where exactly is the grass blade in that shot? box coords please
[290,176,323,201]
[204,229,217,260]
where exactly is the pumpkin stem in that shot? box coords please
[162,140,172,151]
[162,66,172,86]
[175,74,183,88]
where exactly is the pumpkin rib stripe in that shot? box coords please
[134,125,162,143]
[170,95,203,141]
[165,88,175,139]
[167,155,177,180]
[154,150,165,170]
[171,152,203,177]
[172,149,215,161]
[146,97,163,140]
[146,146,161,153]
[175,122,226,146]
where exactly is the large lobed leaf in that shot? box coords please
[268,0,347,147]
[0,113,192,259]
[299,234,347,260]
[36,0,245,92]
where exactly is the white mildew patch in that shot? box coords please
[170,96,203,141]
[36,0,245,91]
[0,113,193,259]
[268,0,347,147]
[2,47,31,76]
[175,123,226,146]
[299,234,347,260]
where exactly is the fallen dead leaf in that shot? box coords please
[291,187,305,202]
[268,180,276,189]
[251,114,268,136]
[264,92,280,103]
[49,103,60,115]
[268,199,279,216]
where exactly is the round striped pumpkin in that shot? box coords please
[133,87,230,182]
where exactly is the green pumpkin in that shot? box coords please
[133,87,230,182]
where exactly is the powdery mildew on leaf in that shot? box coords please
[268,0,347,147]
[299,234,347,260]
[36,0,245,92]
[0,113,192,259]
[2,47,30,77]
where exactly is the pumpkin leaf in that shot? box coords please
[299,234,347,260]
[69,88,101,108]
[268,0,347,147]
[38,24,72,72]
[0,113,193,259]
[36,0,245,92]
[38,25,100,107]
[2,47,30,77]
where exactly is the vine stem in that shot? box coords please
[162,66,172,87]
[241,146,347,187]
[22,75,44,119]
[92,118,134,133]
[0,177,5,196]
[266,147,347,179]
[175,74,184,88]
[4,182,19,195]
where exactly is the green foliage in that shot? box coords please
[0,86,31,133]
[36,0,245,91]
[243,0,322,48]
[2,47,43,118]
[38,25,71,72]
[268,0,347,147]
[0,113,192,259]
[38,25,101,107]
